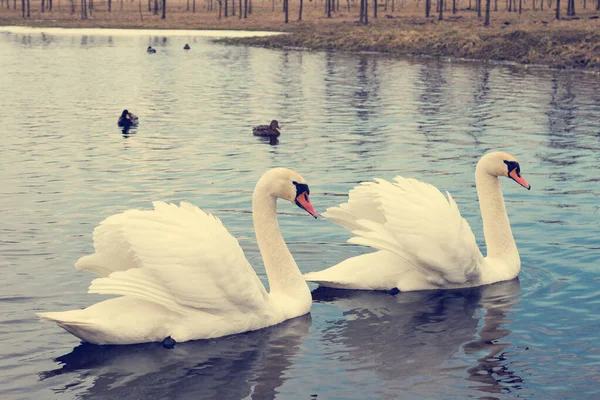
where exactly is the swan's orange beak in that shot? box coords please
[509,169,531,190]
[295,192,317,218]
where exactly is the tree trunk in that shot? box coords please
[239,0,242,18]
[484,0,491,25]
[438,0,443,19]
[21,0,24,17]
[48,0,52,11]
[519,0,522,13]
[452,0,456,12]
[71,0,75,13]
[374,0,377,17]
[425,0,430,16]
[161,0,165,18]
[494,0,497,10]
[193,0,195,11]
[224,0,227,16]
[477,0,481,16]
[555,0,560,18]
[299,0,303,19]
[284,0,288,22]
[364,0,369,23]
[218,0,222,18]
[359,0,364,22]
[154,0,158,14]
[41,0,45,12]
[81,0,87,19]
[108,0,111,11]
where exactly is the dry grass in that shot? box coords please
[1,0,599,68]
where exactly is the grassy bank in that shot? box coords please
[1,1,599,69]
[218,21,600,69]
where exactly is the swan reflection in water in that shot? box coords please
[39,314,311,399]
[312,278,524,397]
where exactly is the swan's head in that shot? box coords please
[480,152,531,190]
[258,168,317,218]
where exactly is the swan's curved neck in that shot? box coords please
[252,185,307,296]
[475,166,519,264]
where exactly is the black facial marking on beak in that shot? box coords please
[293,181,316,218]
[504,160,521,177]
[504,160,531,190]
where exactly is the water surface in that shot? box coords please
[0,28,599,399]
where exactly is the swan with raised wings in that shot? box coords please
[304,152,530,292]
[38,168,318,345]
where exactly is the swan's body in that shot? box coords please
[304,152,530,292]
[117,109,138,128]
[253,120,281,137]
[38,168,317,345]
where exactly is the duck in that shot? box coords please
[253,120,281,137]
[37,168,318,346]
[147,46,156,54]
[184,44,190,50]
[304,152,531,292]
[117,109,139,128]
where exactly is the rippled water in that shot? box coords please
[0,27,599,400]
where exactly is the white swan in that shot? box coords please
[304,152,530,292]
[38,168,318,345]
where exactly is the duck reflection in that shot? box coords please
[39,314,311,399]
[312,279,523,396]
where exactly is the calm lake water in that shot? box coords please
[0,27,599,400]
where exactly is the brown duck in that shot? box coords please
[253,120,281,138]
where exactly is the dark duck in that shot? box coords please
[118,110,139,128]
[253,120,281,138]
[147,46,156,54]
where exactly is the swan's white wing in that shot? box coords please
[81,201,269,315]
[322,181,387,232]
[324,177,484,286]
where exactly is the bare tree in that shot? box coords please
[21,0,24,17]
[81,0,87,19]
[426,0,431,16]
[484,0,491,25]
[438,0,443,19]
[284,0,288,22]
[161,0,165,18]
[298,0,303,19]
[374,0,377,17]
[555,0,560,18]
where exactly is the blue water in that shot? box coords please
[0,27,599,399]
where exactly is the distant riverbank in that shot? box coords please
[1,4,599,70]
[216,23,600,70]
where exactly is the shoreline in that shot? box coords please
[2,6,599,71]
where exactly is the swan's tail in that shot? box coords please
[37,311,100,343]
